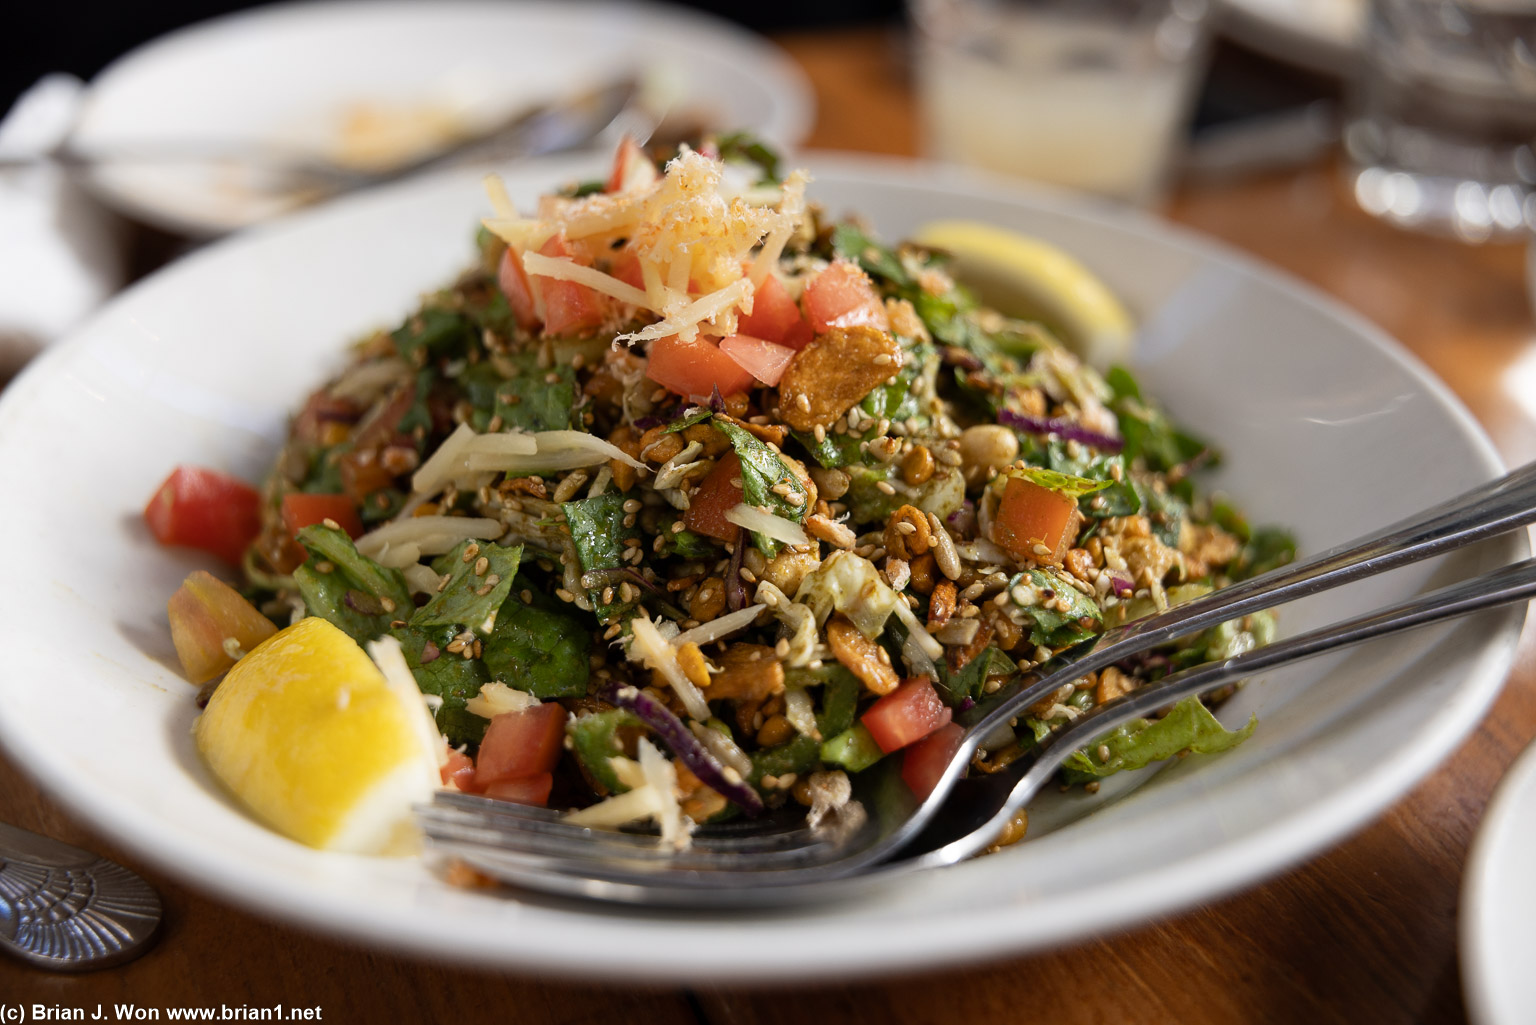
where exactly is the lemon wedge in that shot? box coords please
[194,617,441,854]
[912,220,1135,369]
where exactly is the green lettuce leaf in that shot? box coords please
[562,491,643,623]
[936,646,1018,705]
[710,417,808,556]
[292,524,411,645]
[1013,567,1103,648]
[390,622,490,746]
[1060,695,1256,782]
[457,353,579,433]
[1014,466,1112,499]
[482,603,592,698]
[412,539,522,632]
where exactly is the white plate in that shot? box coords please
[1217,0,1365,74]
[1462,735,1536,1025]
[0,153,1523,983]
[70,0,813,236]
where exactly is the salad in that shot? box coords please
[150,135,1293,853]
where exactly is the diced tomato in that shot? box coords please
[992,475,1079,565]
[144,465,263,566]
[166,570,279,684]
[738,272,813,349]
[605,135,660,194]
[482,773,554,807]
[900,722,965,800]
[645,334,755,401]
[474,703,568,787]
[536,235,607,338]
[718,334,797,387]
[441,749,481,793]
[611,251,646,290]
[281,493,364,540]
[802,260,890,335]
[497,248,540,331]
[861,677,952,754]
[685,454,744,542]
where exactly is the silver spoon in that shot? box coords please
[0,822,160,971]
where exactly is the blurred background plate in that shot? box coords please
[1217,0,1365,74]
[1461,736,1536,1025]
[67,0,814,236]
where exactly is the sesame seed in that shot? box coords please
[462,544,480,563]
[321,517,341,530]
[474,556,490,575]
[555,588,575,602]
[380,597,396,613]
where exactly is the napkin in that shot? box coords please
[0,74,125,378]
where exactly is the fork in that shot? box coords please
[418,462,1536,905]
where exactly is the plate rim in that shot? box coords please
[0,151,1523,982]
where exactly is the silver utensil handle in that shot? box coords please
[917,556,1536,868]
[968,461,1536,744]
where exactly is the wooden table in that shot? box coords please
[3,26,1532,1025]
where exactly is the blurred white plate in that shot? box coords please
[1462,733,1536,1025]
[0,152,1523,982]
[69,0,813,236]
[1217,0,1365,74]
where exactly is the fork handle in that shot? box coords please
[912,555,1536,869]
[966,460,1536,743]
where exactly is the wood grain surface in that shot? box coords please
[3,25,1532,1025]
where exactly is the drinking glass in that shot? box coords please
[908,0,1211,206]
[1345,0,1536,241]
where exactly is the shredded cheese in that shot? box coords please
[638,737,691,850]
[365,635,449,772]
[481,147,808,347]
[522,252,650,307]
[560,739,692,850]
[673,603,766,648]
[724,503,809,548]
[626,616,711,722]
[356,516,504,561]
[464,682,540,720]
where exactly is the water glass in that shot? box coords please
[908,0,1211,206]
[1345,0,1536,241]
